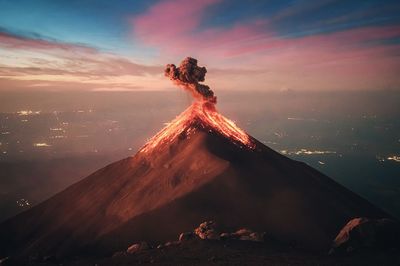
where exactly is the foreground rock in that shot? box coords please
[182,221,268,243]
[6,239,400,266]
[126,241,149,254]
[194,221,220,240]
[226,228,265,242]
[331,217,400,253]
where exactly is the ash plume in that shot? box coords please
[165,57,216,103]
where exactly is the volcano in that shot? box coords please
[0,101,387,258]
[0,58,388,259]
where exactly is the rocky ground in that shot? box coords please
[3,239,400,266]
[3,220,400,266]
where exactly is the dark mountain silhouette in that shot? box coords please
[0,102,388,259]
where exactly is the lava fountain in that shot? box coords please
[140,57,255,153]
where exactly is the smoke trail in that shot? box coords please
[165,57,216,103]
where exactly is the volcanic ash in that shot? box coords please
[165,57,216,104]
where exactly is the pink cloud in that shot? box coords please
[133,0,400,60]
[132,0,267,57]
[130,0,400,90]
[0,32,166,91]
[132,0,400,63]
[0,32,162,76]
[133,0,220,48]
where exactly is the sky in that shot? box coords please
[0,0,400,92]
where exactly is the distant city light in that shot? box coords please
[17,110,41,116]
[387,156,400,162]
[16,198,30,207]
[280,149,336,155]
[33,143,51,147]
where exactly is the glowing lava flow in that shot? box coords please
[140,102,255,153]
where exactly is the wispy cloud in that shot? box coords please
[0,30,95,53]
[0,30,165,91]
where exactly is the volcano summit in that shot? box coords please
[0,58,389,260]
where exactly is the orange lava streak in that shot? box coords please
[140,102,255,153]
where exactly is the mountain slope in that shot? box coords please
[0,103,388,258]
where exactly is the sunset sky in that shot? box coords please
[1,0,400,91]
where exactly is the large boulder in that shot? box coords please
[220,228,265,242]
[194,221,220,240]
[331,217,400,253]
[232,228,264,242]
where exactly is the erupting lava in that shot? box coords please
[141,101,255,153]
[141,57,255,153]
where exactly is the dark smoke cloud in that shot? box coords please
[165,57,216,103]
